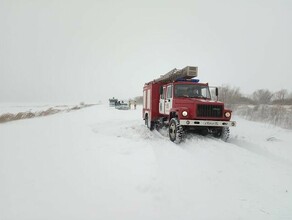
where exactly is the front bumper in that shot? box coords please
[180,119,236,127]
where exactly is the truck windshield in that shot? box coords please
[174,84,211,99]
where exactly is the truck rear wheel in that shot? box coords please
[145,114,154,131]
[169,118,184,143]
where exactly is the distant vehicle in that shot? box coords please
[109,97,131,110]
[114,100,130,110]
[109,97,118,107]
[143,66,236,143]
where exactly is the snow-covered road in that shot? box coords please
[0,104,291,220]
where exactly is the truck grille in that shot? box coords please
[197,105,223,118]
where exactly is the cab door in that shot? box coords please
[159,86,166,114]
[165,85,173,115]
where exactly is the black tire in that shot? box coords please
[214,127,230,141]
[169,118,185,143]
[145,114,154,131]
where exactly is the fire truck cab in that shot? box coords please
[143,66,236,143]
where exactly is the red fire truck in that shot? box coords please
[143,66,236,143]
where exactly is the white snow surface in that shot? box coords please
[0,104,291,220]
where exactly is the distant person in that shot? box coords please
[128,100,131,109]
[134,101,137,110]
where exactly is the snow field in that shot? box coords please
[0,104,291,220]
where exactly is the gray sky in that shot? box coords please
[0,0,291,103]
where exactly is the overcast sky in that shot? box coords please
[0,0,291,103]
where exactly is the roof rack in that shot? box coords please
[147,66,198,84]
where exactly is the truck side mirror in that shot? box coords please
[159,86,163,95]
[215,87,218,96]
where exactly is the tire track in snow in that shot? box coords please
[228,137,292,167]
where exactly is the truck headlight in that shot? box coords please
[224,112,231,118]
[182,111,188,117]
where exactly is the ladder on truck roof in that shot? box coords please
[147,66,198,84]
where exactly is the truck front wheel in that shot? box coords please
[169,118,184,143]
[213,127,230,141]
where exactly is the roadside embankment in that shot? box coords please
[0,103,96,124]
